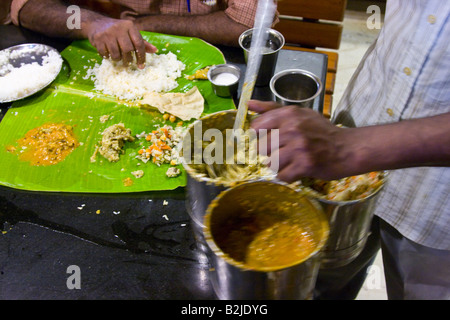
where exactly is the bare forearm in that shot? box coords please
[135,11,247,46]
[337,112,450,176]
[249,100,450,182]
[19,0,109,39]
[19,0,156,67]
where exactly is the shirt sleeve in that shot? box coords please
[10,0,29,26]
[224,0,256,28]
[224,0,279,29]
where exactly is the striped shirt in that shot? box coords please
[11,0,259,29]
[333,0,450,250]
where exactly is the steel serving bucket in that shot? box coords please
[180,110,273,250]
[203,181,329,300]
[311,173,387,269]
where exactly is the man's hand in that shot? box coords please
[19,0,158,68]
[249,100,349,182]
[85,18,158,68]
[250,100,450,183]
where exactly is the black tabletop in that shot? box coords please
[0,25,327,300]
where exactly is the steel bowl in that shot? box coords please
[207,64,241,98]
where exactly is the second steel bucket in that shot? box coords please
[297,172,388,269]
[317,180,386,268]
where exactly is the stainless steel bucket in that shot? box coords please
[185,172,227,252]
[203,181,329,300]
[310,174,387,269]
[180,110,273,251]
[181,110,244,228]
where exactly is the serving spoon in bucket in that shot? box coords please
[204,0,276,178]
[233,0,277,132]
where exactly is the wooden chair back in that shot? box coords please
[275,0,346,49]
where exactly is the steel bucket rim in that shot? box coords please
[297,171,389,206]
[179,109,273,187]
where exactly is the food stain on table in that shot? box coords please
[15,123,79,166]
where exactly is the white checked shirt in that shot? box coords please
[333,0,450,250]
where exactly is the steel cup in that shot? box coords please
[239,28,285,86]
[207,64,241,98]
[270,69,323,109]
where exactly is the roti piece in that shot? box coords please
[140,86,204,121]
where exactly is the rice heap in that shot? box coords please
[0,47,62,101]
[87,52,185,101]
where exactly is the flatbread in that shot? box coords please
[140,86,204,121]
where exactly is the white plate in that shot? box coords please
[0,43,62,103]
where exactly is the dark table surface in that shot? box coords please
[0,25,327,300]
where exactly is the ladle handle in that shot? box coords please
[233,0,277,132]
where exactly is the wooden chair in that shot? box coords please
[274,0,347,117]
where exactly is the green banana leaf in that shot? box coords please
[0,32,235,193]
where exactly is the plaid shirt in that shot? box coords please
[115,0,258,28]
[333,0,450,250]
[11,0,259,28]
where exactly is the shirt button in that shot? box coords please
[386,108,394,117]
[427,15,436,24]
[403,67,412,75]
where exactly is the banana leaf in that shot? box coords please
[0,32,235,193]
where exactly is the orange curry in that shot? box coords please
[218,212,317,270]
[17,123,79,166]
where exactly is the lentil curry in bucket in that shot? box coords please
[204,181,329,272]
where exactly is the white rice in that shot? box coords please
[0,49,62,101]
[87,52,185,101]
